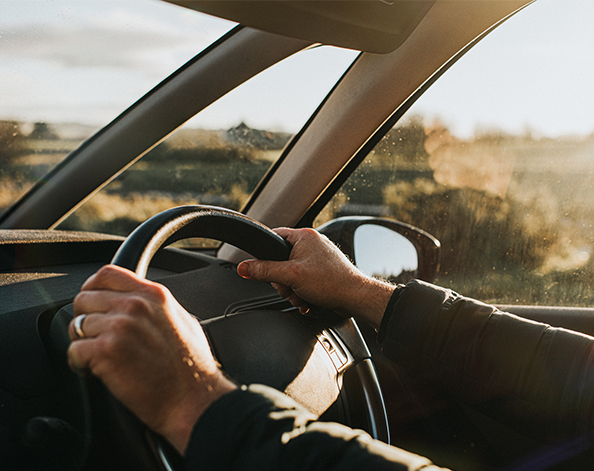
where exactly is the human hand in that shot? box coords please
[67,265,236,454]
[237,228,395,330]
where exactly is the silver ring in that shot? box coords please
[73,314,87,340]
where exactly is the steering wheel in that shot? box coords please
[70,205,389,469]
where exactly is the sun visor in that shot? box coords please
[164,1,437,54]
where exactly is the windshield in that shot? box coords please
[0,0,234,217]
[56,44,357,239]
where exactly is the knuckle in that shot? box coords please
[245,261,268,281]
[94,335,113,356]
[95,330,126,361]
[120,295,150,316]
[302,228,321,241]
[95,264,117,282]
[92,342,117,375]
[110,314,136,336]
[301,227,318,237]
[73,291,87,312]
[144,282,169,303]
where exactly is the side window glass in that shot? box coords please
[316,2,594,307]
[318,118,594,307]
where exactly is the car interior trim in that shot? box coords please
[241,49,363,216]
[296,3,534,229]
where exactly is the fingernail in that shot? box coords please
[237,263,250,279]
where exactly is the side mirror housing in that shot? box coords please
[317,217,440,283]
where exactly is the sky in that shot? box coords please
[414,0,594,138]
[1,0,593,138]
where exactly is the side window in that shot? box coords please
[316,2,594,307]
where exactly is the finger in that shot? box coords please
[273,227,321,247]
[284,293,309,314]
[67,338,95,373]
[270,282,293,299]
[81,264,147,293]
[73,286,155,317]
[237,259,296,286]
[68,313,147,375]
[273,227,306,246]
[236,260,254,279]
[271,227,294,240]
[68,313,109,341]
[73,289,127,316]
[69,314,85,341]
[269,283,309,312]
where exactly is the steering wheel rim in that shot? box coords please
[111,205,292,276]
[74,204,387,470]
[103,205,293,469]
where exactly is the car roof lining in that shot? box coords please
[164,0,436,54]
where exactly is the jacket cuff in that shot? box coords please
[376,283,405,344]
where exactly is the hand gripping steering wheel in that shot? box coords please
[75,205,388,470]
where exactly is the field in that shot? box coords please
[3,119,594,306]
[316,120,594,305]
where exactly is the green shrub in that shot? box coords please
[0,121,25,166]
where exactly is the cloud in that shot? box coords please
[0,2,231,72]
[0,1,233,124]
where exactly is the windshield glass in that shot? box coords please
[56,44,357,239]
[0,0,234,217]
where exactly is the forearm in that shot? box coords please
[336,275,396,330]
[379,280,594,442]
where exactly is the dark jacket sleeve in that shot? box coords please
[378,279,594,443]
[186,384,448,471]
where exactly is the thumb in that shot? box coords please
[237,259,289,284]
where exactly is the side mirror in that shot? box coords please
[317,217,440,283]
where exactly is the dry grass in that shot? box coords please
[70,191,202,231]
[5,121,594,306]
[0,178,33,212]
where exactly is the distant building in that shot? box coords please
[29,122,59,140]
[225,122,291,150]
